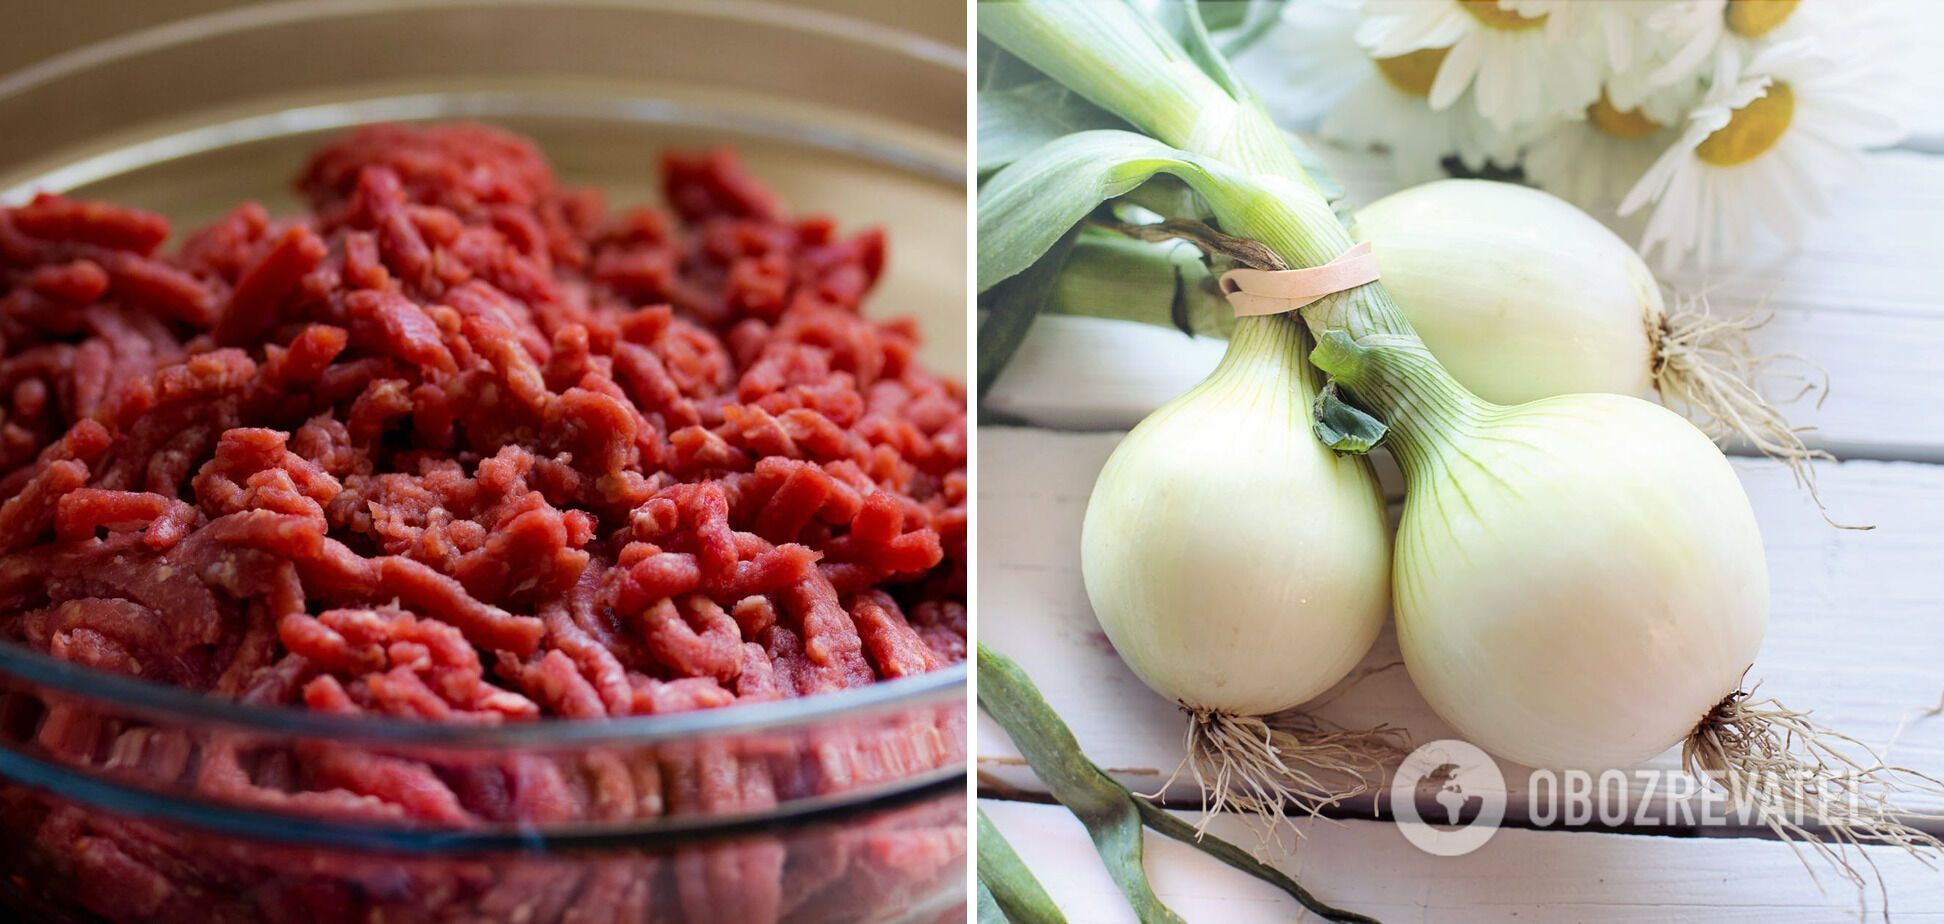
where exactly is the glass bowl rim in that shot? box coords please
[0,728,966,850]
[0,640,967,748]
[0,0,970,855]
[0,0,968,751]
[0,0,967,107]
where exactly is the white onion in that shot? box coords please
[1081,317,1391,717]
[1349,180,1664,406]
[1388,392,1769,770]
[1291,195,1931,887]
[1352,179,1836,511]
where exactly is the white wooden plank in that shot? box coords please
[1892,0,1944,149]
[975,426,1944,822]
[980,799,1944,922]
[989,144,1944,461]
[980,316,1226,430]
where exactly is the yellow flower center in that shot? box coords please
[1725,0,1801,38]
[1695,82,1795,166]
[1373,47,1451,98]
[1586,93,1663,140]
[1459,0,1548,31]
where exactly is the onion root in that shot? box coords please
[1684,689,1944,919]
[1653,291,1865,528]
[1173,708,1409,853]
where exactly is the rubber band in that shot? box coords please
[1219,241,1380,317]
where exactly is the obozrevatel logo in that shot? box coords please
[1391,739,1507,856]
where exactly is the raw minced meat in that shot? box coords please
[0,123,965,923]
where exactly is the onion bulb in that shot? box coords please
[1300,326,1772,772]
[1349,180,1663,406]
[1081,315,1395,817]
[1383,388,1768,770]
[1352,180,1833,503]
[1300,316,1937,866]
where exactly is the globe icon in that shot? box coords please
[1392,740,1507,856]
[1429,764,1486,825]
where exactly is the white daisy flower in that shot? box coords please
[1504,0,1667,71]
[1320,46,1525,186]
[1525,80,1700,215]
[1647,0,1859,88]
[1590,1,1710,114]
[1644,0,1730,87]
[1619,38,1908,269]
[1354,0,1607,130]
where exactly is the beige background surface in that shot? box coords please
[0,0,963,72]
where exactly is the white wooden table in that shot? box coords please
[976,21,1944,918]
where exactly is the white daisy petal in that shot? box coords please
[1354,0,1604,127]
[1527,115,1680,214]
[1428,33,1484,111]
[1624,29,1907,269]
[1646,0,1725,87]
[1320,69,1518,187]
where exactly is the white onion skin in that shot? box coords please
[1081,320,1393,716]
[1351,181,1664,406]
[1393,394,1769,771]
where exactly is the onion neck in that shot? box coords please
[1199,313,1319,408]
[1188,131,1487,474]
[1304,289,1487,475]
[979,0,1227,150]
[982,1,1487,471]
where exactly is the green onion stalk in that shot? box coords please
[981,0,1943,892]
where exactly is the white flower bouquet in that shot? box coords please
[1236,0,1914,268]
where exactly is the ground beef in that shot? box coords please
[0,123,965,923]
[0,771,966,924]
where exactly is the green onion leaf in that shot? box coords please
[1150,0,1249,99]
[1134,803,1383,924]
[978,644,1383,924]
[977,39,1137,176]
[1312,381,1388,455]
[977,130,1204,292]
[1048,230,1233,338]
[979,224,1079,398]
[979,808,1070,924]
[980,0,1345,241]
[980,0,1230,152]
[978,645,1186,924]
[1208,0,1292,56]
[979,81,1135,175]
[978,36,1047,92]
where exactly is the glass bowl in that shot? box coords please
[0,2,968,922]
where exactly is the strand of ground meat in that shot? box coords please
[0,124,965,923]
